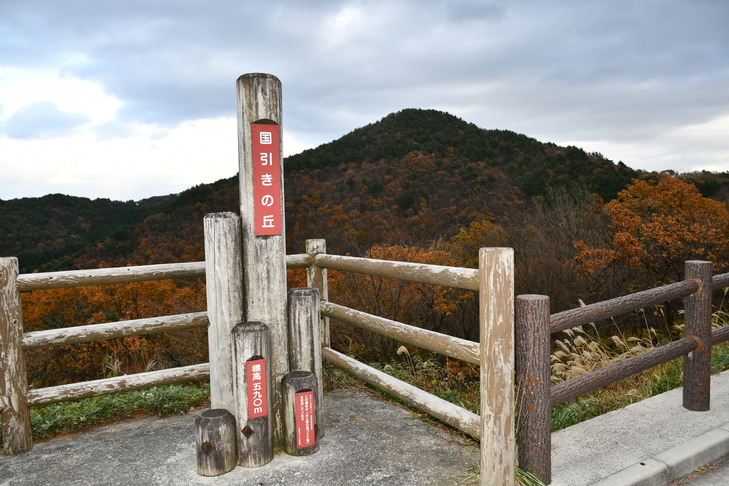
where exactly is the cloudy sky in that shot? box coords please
[1,0,728,202]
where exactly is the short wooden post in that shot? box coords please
[683,260,713,411]
[237,73,289,448]
[195,409,237,476]
[281,371,319,456]
[515,295,551,485]
[204,212,245,414]
[0,257,32,455]
[479,248,515,486]
[287,288,324,438]
[306,239,330,348]
[232,322,273,467]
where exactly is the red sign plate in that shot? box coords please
[251,123,282,236]
[295,390,316,449]
[246,358,268,419]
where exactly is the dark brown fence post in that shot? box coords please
[515,294,551,484]
[287,288,324,438]
[281,371,320,456]
[0,257,32,455]
[683,260,713,411]
[232,322,273,467]
[195,409,237,476]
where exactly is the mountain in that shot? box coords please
[4,108,724,273]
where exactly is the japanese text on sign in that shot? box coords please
[295,390,316,449]
[246,358,268,419]
[251,123,282,236]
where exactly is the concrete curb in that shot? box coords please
[591,422,729,486]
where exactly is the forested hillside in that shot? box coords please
[4,108,729,388]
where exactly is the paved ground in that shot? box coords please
[4,372,729,485]
[0,389,479,486]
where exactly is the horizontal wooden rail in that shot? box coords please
[313,254,479,291]
[550,279,699,334]
[16,254,312,292]
[713,272,729,291]
[21,312,208,349]
[16,262,207,291]
[550,336,698,406]
[286,253,313,269]
[321,302,480,365]
[712,325,729,346]
[26,363,210,407]
[322,347,480,439]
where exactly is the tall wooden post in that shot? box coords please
[479,248,515,486]
[515,294,551,484]
[0,257,33,455]
[306,239,330,348]
[237,73,289,447]
[683,260,712,411]
[204,212,245,414]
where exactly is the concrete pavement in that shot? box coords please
[3,372,729,485]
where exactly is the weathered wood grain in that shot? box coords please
[306,239,330,347]
[21,312,207,349]
[281,371,319,456]
[323,347,481,439]
[313,253,479,291]
[237,73,288,448]
[683,261,713,411]
[204,212,245,415]
[287,288,324,438]
[550,279,699,334]
[321,301,480,365]
[0,257,33,454]
[479,248,515,486]
[16,262,206,291]
[195,409,237,477]
[26,363,210,407]
[515,294,551,485]
[232,322,273,468]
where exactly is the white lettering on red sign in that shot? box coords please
[247,359,268,419]
[251,123,281,236]
[295,390,316,449]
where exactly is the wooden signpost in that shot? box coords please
[237,73,289,448]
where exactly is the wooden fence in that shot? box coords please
[4,239,728,486]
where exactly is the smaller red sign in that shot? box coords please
[295,390,316,449]
[251,123,282,236]
[246,359,268,419]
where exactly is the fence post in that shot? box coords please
[232,322,274,467]
[204,212,245,414]
[237,73,289,447]
[0,257,32,455]
[479,248,515,486]
[683,260,712,411]
[306,239,330,348]
[195,408,237,476]
[287,288,324,438]
[515,294,551,485]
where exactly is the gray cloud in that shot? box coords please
[3,101,90,139]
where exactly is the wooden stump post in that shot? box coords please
[479,248,515,486]
[195,409,237,476]
[0,257,32,455]
[237,73,289,448]
[204,212,245,414]
[281,371,319,456]
[232,322,273,467]
[684,260,713,411]
[287,287,324,438]
[515,294,551,484]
